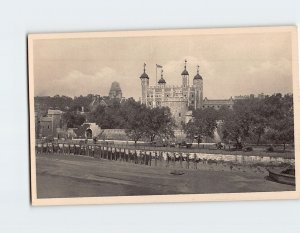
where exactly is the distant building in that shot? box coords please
[234,93,265,100]
[109,81,122,99]
[203,97,234,110]
[73,122,102,139]
[140,60,234,127]
[38,109,63,138]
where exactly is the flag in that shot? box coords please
[156,64,162,68]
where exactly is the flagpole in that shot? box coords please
[156,64,157,85]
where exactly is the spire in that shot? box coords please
[158,68,166,84]
[181,59,189,75]
[193,64,202,80]
[140,62,149,79]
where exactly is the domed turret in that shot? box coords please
[181,59,189,75]
[140,63,150,105]
[181,59,189,87]
[193,65,202,80]
[140,63,149,79]
[158,69,166,86]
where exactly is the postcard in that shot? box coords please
[28,26,299,205]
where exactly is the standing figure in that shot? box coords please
[172,152,176,167]
[186,153,190,169]
[179,152,183,168]
[166,152,170,167]
[193,153,197,169]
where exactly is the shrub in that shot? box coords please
[243,146,253,152]
[266,146,274,152]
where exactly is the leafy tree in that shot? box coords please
[183,108,218,147]
[125,105,148,144]
[144,107,176,142]
[264,94,294,151]
[221,93,294,149]
[62,111,86,128]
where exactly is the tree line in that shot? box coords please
[62,98,176,144]
[184,93,294,150]
[59,93,294,150]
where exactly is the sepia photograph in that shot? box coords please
[28,26,299,205]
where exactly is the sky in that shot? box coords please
[32,31,294,100]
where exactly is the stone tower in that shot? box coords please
[140,63,149,105]
[157,69,166,88]
[181,59,189,88]
[109,81,122,99]
[193,65,203,109]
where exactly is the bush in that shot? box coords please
[243,146,253,152]
[266,146,274,152]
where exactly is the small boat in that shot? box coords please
[170,170,185,175]
[267,165,295,186]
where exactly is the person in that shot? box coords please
[134,150,138,164]
[139,151,142,164]
[154,152,158,166]
[172,152,176,167]
[193,153,197,169]
[92,145,95,157]
[179,152,183,168]
[186,153,190,169]
[149,152,152,166]
[166,152,170,167]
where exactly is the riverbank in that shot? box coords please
[36,153,294,199]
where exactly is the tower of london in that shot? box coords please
[140,60,234,127]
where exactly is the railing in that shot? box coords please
[35,140,295,161]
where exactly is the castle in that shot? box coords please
[140,60,234,127]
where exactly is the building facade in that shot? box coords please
[109,81,122,99]
[140,60,233,127]
[37,109,64,138]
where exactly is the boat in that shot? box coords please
[267,165,295,186]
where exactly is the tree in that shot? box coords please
[183,108,218,147]
[121,99,149,144]
[62,111,86,128]
[264,94,294,151]
[221,110,245,147]
[221,93,294,149]
[144,107,176,142]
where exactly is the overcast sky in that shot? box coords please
[33,31,293,100]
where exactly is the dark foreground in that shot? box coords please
[36,154,295,198]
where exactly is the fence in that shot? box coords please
[35,141,295,169]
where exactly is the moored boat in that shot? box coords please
[267,165,295,186]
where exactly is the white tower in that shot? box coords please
[181,59,189,88]
[140,63,149,105]
[193,65,203,109]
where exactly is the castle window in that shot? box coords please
[179,113,181,117]
[48,125,50,129]
[192,94,194,97]
[167,95,169,97]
